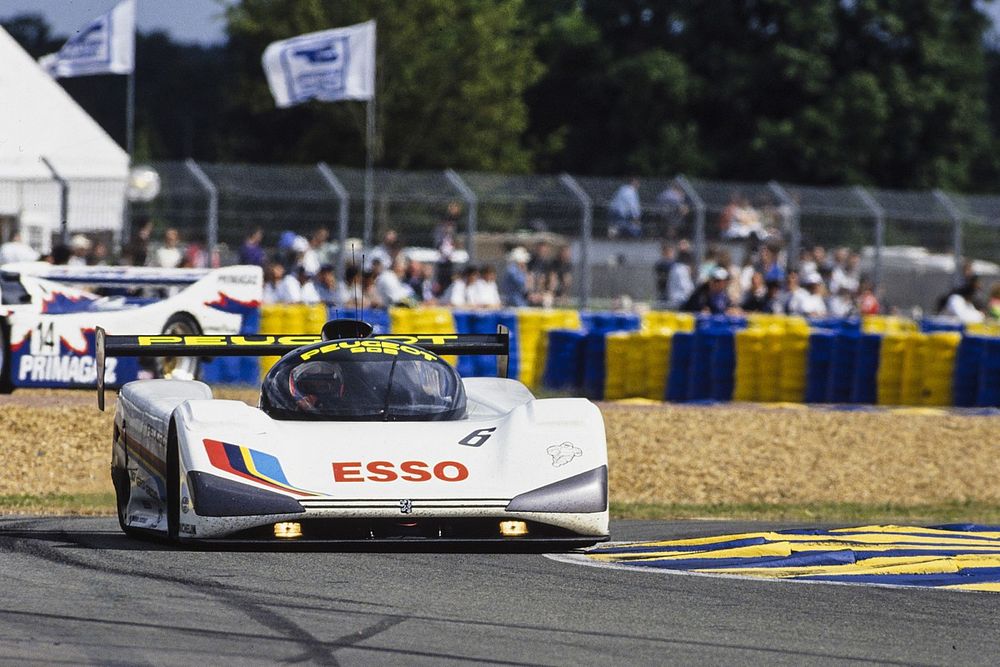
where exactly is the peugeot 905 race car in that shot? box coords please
[0,263,262,391]
[98,319,609,546]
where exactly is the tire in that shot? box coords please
[111,465,133,534]
[157,313,201,381]
[166,420,180,542]
[0,321,13,393]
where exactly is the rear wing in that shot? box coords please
[95,326,510,410]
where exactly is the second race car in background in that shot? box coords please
[0,263,262,391]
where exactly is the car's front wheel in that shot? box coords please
[166,420,181,542]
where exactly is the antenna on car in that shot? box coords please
[359,252,365,337]
[351,243,359,322]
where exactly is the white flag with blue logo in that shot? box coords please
[38,0,135,78]
[262,20,376,107]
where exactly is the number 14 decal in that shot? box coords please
[32,321,57,355]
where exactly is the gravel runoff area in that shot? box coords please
[0,389,997,509]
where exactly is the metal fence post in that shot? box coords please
[673,174,706,269]
[444,169,477,263]
[932,189,965,287]
[768,180,799,271]
[317,162,350,279]
[558,173,592,309]
[184,159,218,265]
[853,186,885,291]
[40,157,69,245]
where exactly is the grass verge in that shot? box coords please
[0,493,116,516]
[611,501,1000,524]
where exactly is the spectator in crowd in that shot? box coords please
[122,217,153,266]
[828,285,856,318]
[938,276,985,323]
[376,257,417,307]
[654,241,694,310]
[411,260,438,304]
[276,231,298,269]
[759,243,785,283]
[154,228,182,268]
[367,229,399,271]
[654,184,688,239]
[830,249,861,294]
[434,204,461,290]
[528,240,555,305]
[68,235,91,266]
[294,266,321,304]
[858,281,880,315]
[443,265,477,307]
[342,265,362,309]
[262,261,286,304]
[275,264,305,303]
[468,265,502,309]
[301,228,328,275]
[0,230,39,264]
[88,241,109,266]
[361,270,385,309]
[740,271,769,311]
[682,267,733,314]
[551,245,574,304]
[500,246,531,307]
[724,195,766,241]
[50,244,72,265]
[608,177,642,238]
[788,271,828,317]
[183,232,208,269]
[987,283,1000,320]
[314,264,349,308]
[239,227,266,267]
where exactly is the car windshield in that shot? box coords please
[260,339,466,422]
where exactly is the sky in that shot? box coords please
[0,0,231,44]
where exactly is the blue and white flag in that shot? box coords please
[262,20,376,107]
[39,0,135,78]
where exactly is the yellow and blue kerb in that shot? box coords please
[585,525,1000,591]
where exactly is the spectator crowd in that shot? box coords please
[655,240,881,319]
[2,185,997,324]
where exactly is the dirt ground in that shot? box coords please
[1,390,996,507]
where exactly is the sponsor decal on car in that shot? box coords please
[547,442,583,467]
[301,339,439,361]
[332,460,469,483]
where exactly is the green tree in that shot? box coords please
[223,0,542,171]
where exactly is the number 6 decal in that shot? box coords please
[458,427,496,447]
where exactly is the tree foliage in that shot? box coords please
[222,0,541,171]
[4,1,1000,189]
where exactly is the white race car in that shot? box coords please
[0,263,262,391]
[99,319,609,546]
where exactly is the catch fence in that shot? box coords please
[8,161,1000,311]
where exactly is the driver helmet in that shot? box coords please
[288,360,345,410]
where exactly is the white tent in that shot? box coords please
[0,26,128,251]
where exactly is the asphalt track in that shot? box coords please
[1,518,998,666]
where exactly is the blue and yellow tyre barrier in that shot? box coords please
[562,525,1000,592]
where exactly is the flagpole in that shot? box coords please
[364,98,375,249]
[122,66,135,246]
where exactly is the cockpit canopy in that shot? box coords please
[260,338,467,422]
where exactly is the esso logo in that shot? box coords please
[332,460,469,483]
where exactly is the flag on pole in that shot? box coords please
[262,20,376,108]
[39,0,136,78]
